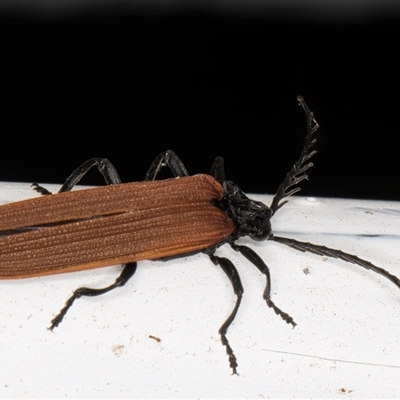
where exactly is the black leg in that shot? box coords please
[208,253,243,375]
[272,235,400,290]
[49,262,138,330]
[31,182,53,195]
[270,96,319,215]
[145,150,189,180]
[32,158,121,196]
[209,156,226,184]
[32,158,135,330]
[230,243,296,327]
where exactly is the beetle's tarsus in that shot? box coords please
[49,295,78,330]
[220,332,239,375]
[31,182,53,196]
[220,329,239,375]
[267,299,297,328]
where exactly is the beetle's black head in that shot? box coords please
[219,181,272,241]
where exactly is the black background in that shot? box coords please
[2,4,400,200]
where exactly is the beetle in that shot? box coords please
[1,96,399,374]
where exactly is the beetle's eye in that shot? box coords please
[250,222,271,241]
[251,230,271,241]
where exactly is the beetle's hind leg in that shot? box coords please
[32,158,121,195]
[145,150,190,180]
[39,159,133,330]
[49,262,137,330]
[208,253,243,374]
[231,243,296,327]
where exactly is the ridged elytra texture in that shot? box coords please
[0,174,235,278]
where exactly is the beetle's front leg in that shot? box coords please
[208,252,243,375]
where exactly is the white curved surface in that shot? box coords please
[0,181,399,398]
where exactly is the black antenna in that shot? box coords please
[270,96,318,215]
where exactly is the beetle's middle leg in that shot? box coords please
[231,243,296,327]
[145,150,189,180]
[49,262,137,330]
[32,158,121,195]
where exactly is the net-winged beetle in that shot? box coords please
[1,96,399,374]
